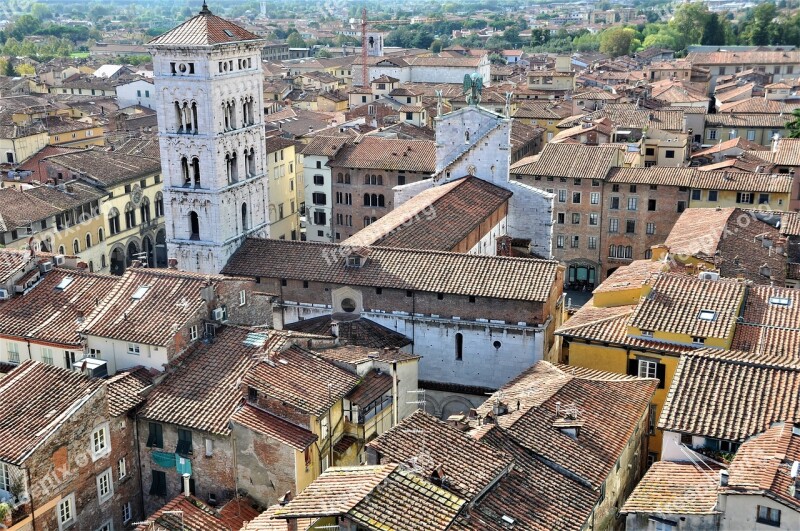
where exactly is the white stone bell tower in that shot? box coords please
[148,2,269,274]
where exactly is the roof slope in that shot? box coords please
[0,361,103,465]
[343,177,511,251]
[621,461,721,516]
[79,268,218,346]
[510,143,622,178]
[138,326,257,436]
[332,136,435,172]
[629,273,745,339]
[658,349,800,441]
[148,5,262,46]
[664,207,736,257]
[283,315,412,349]
[243,345,360,417]
[367,410,513,499]
[0,268,119,347]
[223,239,560,303]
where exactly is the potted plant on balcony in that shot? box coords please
[0,502,12,527]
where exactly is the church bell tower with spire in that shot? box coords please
[147,3,269,273]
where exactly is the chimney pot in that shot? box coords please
[182,473,191,496]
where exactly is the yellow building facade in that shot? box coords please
[265,136,302,240]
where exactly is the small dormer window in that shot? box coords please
[346,255,361,268]
[223,29,235,38]
[641,330,653,338]
[131,286,150,300]
[768,296,791,307]
[698,309,716,321]
[692,336,706,345]
[760,265,772,277]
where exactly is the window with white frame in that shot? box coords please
[96,468,113,503]
[117,457,127,480]
[42,347,54,365]
[127,343,140,355]
[95,521,113,531]
[0,462,9,491]
[57,493,76,529]
[122,502,132,524]
[239,290,246,306]
[190,325,198,341]
[590,192,600,204]
[638,359,657,379]
[7,342,19,364]
[91,424,110,460]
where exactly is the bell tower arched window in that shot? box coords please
[189,211,200,240]
[246,147,256,177]
[192,157,200,187]
[181,156,190,185]
[241,202,248,231]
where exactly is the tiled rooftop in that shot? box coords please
[230,404,317,450]
[510,143,622,178]
[629,273,745,340]
[135,494,261,530]
[0,268,119,347]
[0,361,102,465]
[607,167,794,193]
[223,239,560,303]
[592,260,668,294]
[148,6,262,46]
[658,349,800,442]
[243,345,360,417]
[332,136,435,172]
[283,315,412,349]
[105,366,154,417]
[621,461,721,516]
[342,177,511,251]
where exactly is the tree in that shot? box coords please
[744,3,778,45]
[30,3,53,20]
[430,40,443,53]
[488,53,505,65]
[599,27,636,57]
[316,48,331,58]
[701,13,726,45]
[286,32,307,48]
[787,108,800,138]
[669,2,711,49]
[15,63,34,76]
[4,58,14,77]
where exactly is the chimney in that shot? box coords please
[278,491,293,505]
[719,470,729,487]
[182,473,191,496]
[168,258,179,269]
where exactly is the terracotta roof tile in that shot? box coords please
[658,349,800,441]
[725,423,800,511]
[368,410,513,499]
[333,137,435,172]
[230,404,317,450]
[79,268,222,346]
[242,504,315,530]
[731,285,800,363]
[342,177,511,251]
[300,134,352,157]
[243,345,360,417]
[607,167,794,193]
[105,366,154,417]
[781,211,800,236]
[316,345,419,365]
[283,315,412,349]
[346,369,392,408]
[0,268,118,347]
[630,273,745,340]
[135,494,261,530]
[592,260,668,294]
[621,461,721,515]
[223,239,560,303]
[0,361,103,465]
[148,8,262,46]
[43,145,161,188]
[138,326,257,436]
[510,143,622,178]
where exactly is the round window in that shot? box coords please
[493,340,502,349]
[178,63,188,73]
[341,298,357,312]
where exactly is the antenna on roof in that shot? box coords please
[200,1,211,15]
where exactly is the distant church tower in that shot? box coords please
[147,2,269,274]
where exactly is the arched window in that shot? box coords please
[124,202,136,229]
[89,261,94,273]
[140,197,151,223]
[181,156,190,185]
[241,203,248,231]
[226,152,238,184]
[192,157,201,187]
[371,216,377,223]
[609,244,616,258]
[58,245,65,255]
[370,194,378,207]
[363,193,370,206]
[364,174,370,185]
[246,147,256,177]
[644,249,653,259]
[98,228,104,242]
[364,216,371,227]
[465,131,470,143]
[85,233,92,249]
[344,173,350,184]
[108,208,121,235]
[377,175,383,185]
[455,333,463,360]
[189,211,200,240]
[337,172,344,183]
[155,192,164,217]
[625,246,633,259]
[101,254,107,268]
[223,102,230,130]
[378,195,385,207]
[73,239,80,254]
